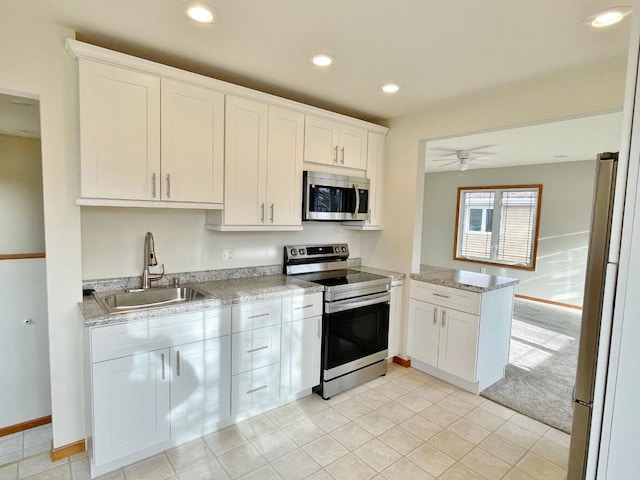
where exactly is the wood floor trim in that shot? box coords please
[0,252,45,261]
[393,356,411,368]
[0,415,51,437]
[515,294,582,311]
[51,440,85,461]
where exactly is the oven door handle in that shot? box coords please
[353,184,360,216]
[325,292,390,314]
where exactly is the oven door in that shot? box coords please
[322,292,390,381]
[303,172,369,221]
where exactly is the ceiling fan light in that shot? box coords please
[583,6,632,27]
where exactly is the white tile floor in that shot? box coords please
[0,424,53,466]
[0,365,570,479]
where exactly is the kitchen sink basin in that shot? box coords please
[93,286,212,314]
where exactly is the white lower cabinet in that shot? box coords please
[92,350,170,466]
[88,293,323,478]
[281,316,322,398]
[170,337,231,443]
[407,280,514,394]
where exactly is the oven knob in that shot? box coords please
[341,246,347,252]
[290,249,298,256]
[299,248,306,255]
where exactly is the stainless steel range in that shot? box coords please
[284,243,391,399]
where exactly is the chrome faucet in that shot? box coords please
[142,232,164,289]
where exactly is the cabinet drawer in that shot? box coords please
[231,363,280,416]
[232,299,282,333]
[282,292,323,322]
[410,281,480,315]
[91,308,231,363]
[232,325,281,375]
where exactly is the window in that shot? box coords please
[454,185,542,270]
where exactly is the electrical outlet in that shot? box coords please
[221,248,234,263]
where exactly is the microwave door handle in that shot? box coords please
[353,184,360,216]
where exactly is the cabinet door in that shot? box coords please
[388,283,403,358]
[78,59,161,200]
[266,106,304,225]
[365,132,385,226]
[224,95,268,224]
[92,349,170,466]
[161,79,224,204]
[339,125,367,170]
[280,316,321,398]
[304,115,339,166]
[438,309,479,382]
[170,337,231,443]
[407,299,439,367]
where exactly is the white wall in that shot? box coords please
[360,59,628,357]
[0,259,50,428]
[421,160,597,306]
[80,207,363,279]
[0,134,45,254]
[0,4,83,448]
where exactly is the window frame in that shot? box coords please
[453,184,543,271]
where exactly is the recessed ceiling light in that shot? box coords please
[380,83,400,94]
[583,6,632,28]
[309,54,334,67]
[182,1,217,24]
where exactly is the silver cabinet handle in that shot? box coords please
[317,318,321,339]
[295,304,314,310]
[248,313,269,320]
[247,345,269,354]
[333,145,338,163]
[270,203,274,223]
[247,385,268,395]
[433,308,438,325]
[176,350,181,377]
[161,353,165,380]
[341,147,345,164]
[261,203,265,223]
[152,173,157,198]
[433,293,450,299]
[441,310,447,328]
[166,173,171,199]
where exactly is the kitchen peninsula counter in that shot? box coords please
[411,264,518,293]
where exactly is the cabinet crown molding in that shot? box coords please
[65,39,389,135]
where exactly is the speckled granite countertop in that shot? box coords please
[410,265,518,293]
[81,275,324,327]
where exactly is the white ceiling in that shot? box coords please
[425,111,623,172]
[0,94,40,138]
[32,0,632,122]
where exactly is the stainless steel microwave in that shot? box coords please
[303,171,370,221]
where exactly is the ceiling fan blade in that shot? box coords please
[468,144,496,152]
[429,147,460,153]
[472,159,491,163]
[432,158,460,162]
[439,161,459,168]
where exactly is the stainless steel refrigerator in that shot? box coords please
[568,152,618,479]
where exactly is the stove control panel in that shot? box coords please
[284,244,349,261]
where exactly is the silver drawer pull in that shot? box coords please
[248,313,270,320]
[295,304,314,310]
[247,345,269,354]
[433,293,450,299]
[247,385,268,395]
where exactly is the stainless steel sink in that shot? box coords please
[93,286,212,314]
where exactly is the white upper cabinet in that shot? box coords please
[77,59,225,208]
[304,114,367,170]
[161,78,224,204]
[78,59,161,201]
[207,97,304,230]
[223,95,269,226]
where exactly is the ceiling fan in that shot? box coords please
[430,146,495,171]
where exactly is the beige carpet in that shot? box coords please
[480,298,582,433]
